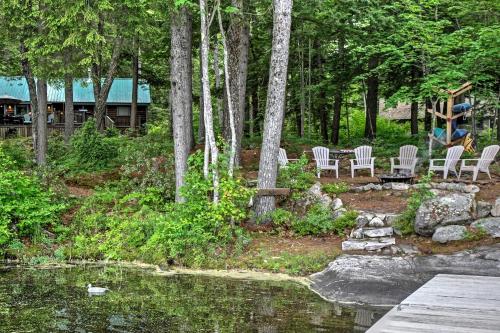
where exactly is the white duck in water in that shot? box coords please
[87,284,110,295]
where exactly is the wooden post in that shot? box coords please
[446,95,453,144]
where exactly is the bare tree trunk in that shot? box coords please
[222,0,248,166]
[411,101,419,135]
[36,79,47,166]
[255,0,293,219]
[331,34,345,145]
[425,98,432,132]
[218,6,237,177]
[198,51,205,142]
[20,41,39,156]
[364,57,379,139]
[200,0,220,203]
[131,39,139,132]
[91,36,123,131]
[213,37,223,128]
[64,74,74,143]
[171,6,193,202]
[299,39,305,137]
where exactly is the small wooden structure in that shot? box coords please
[367,274,500,333]
[428,82,473,156]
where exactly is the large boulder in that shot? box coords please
[471,217,500,238]
[432,225,466,243]
[296,182,332,211]
[476,201,492,219]
[309,244,500,306]
[414,193,475,236]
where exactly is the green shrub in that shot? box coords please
[257,208,297,229]
[277,154,315,201]
[69,119,118,170]
[0,148,66,253]
[394,174,434,235]
[0,138,32,169]
[322,182,350,196]
[291,204,358,236]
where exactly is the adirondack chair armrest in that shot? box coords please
[460,159,479,166]
[429,159,446,167]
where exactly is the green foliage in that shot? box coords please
[463,226,488,241]
[394,174,435,235]
[291,204,357,236]
[277,155,315,199]
[69,119,118,171]
[322,182,349,196]
[257,208,297,230]
[0,148,66,253]
[239,250,341,276]
[0,139,32,169]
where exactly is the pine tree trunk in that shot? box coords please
[36,79,47,166]
[131,41,139,132]
[64,74,74,144]
[410,101,419,135]
[200,0,220,203]
[364,57,379,139]
[424,98,432,132]
[255,0,293,219]
[171,6,193,202]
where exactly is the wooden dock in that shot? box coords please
[367,274,500,333]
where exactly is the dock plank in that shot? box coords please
[367,274,500,333]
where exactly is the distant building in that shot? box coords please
[378,100,425,121]
[0,76,151,129]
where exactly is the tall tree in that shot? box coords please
[255,0,293,218]
[64,74,74,144]
[170,5,193,202]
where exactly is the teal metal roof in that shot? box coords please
[0,76,151,104]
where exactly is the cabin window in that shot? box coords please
[117,106,131,116]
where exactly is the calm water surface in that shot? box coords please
[0,266,386,332]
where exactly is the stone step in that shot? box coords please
[342,237,396,251]
[363,227,393,238]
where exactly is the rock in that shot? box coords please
[382,183,392,190]
[341,238,395,251]
[332,208,347,220]
[464,184,480,194]
[375,213,386,220]
[391,183,409,191]
[332,198,343,211]
[484,250,500,261]
[414,193,475,236]
[432,225,467,243]
[350,228,364,239]
[397,244,420,255]
[471,217,500,238]
[385,214,399,226]
[309,244,500,306]
[364,213,375,221]
[353,186,364,193]
[297,182,332,210]
[476,201,492,218]
[355,215,369,228]
[491,198,500,217]
[368,217,385,227]
[363,227,393,238]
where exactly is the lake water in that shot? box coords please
[0,265,386,332]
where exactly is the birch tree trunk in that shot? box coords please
[299,40,305,137]
[255,0,293,218]
[171,6,193,202]
[200,0,220,203]
[36,79,47,166]
[213,37,223,128]
[217,6,237,177]
[198,51,205,142]
[64,74,74,144]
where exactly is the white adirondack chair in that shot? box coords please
[428,146,464,179]
[312,146,339,178]
[459,144,499,181]
[350,146,375,178]
[278,148,298,167]
[390,145,418,175]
